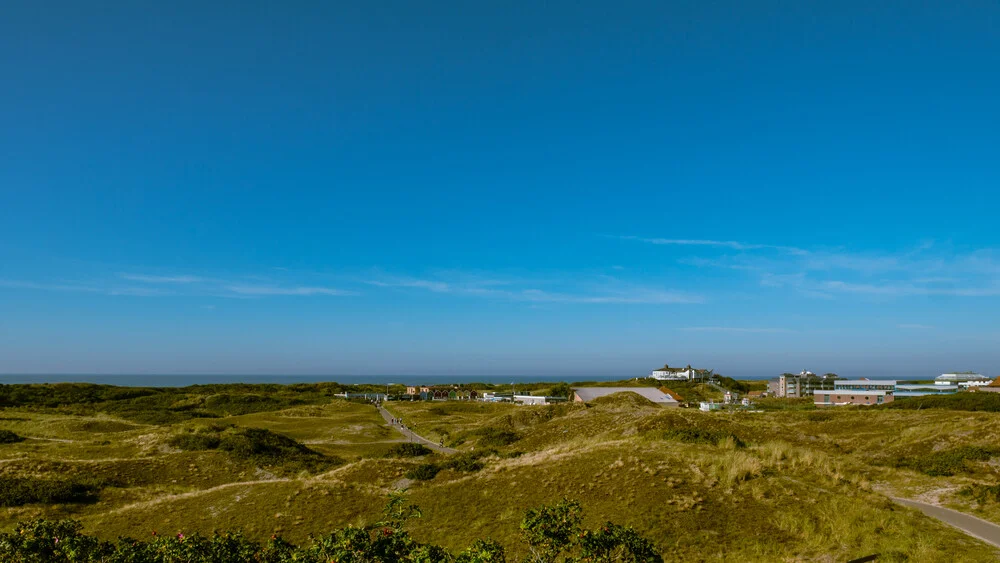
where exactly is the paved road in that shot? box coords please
[376,405,457,454]
[893,497,1000,549]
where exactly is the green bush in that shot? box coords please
[385,443,433,457]
[895,446,1000,476]
[0,476,98,507]
[0,430,24,444]
[662,428,746,448]
[405,463,442,481]
[958,483,1000,504]
[168,432,222,451]
[474,427,521,448]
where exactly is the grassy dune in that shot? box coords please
[0,384,999,560]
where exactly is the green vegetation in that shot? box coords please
[548,382,573,399]
[168,426,340,474]
[892,446,1000,476]
[660,428,746,448]
[884,392,1000,412]
[472,427,521,447]
[0,495,659,562]
[1,380,1000,561]
[385,443,433,457]
[959,483,1000,504]
[0,476,99,507]
[0,430,23,444]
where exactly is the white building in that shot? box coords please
[649,364,695,381]
[513,395,547,405]
[935,372,990,386]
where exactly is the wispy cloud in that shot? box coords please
[365,272,703,305]
[680,327,791,333]
[618,235,807,255]
[366,278,452,293]
[643,236,1000,300]
[517,288,702,305]
[0,279,173,297]
[225,285,357,296]
[0,279,101,293]
[121,273,204,283]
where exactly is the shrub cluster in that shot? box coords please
[0,496,662,563]
[0,476,98,507]
[0,430,24,444]
[473,427,521,448]
[958,483,1000,504]
[894,446,1000,476]
[661,428,746,448]
[384,443,433,458]
[405,450,502,481]
[167,427,342,473]
[884,393,1000,412]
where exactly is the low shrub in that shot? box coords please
[474,427,521,447]
[385,443,433,457]
[894,446,1000,476]
[0,430,24,444]
[167,432,221,451]
[958,483,1000,504]
[662,428,746,448]
[406,450,495,480]
[406,463,442,481]
[0,476,98,507]
[884,393,1000,412]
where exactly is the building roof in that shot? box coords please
[936,373,989,382]
[572,387,678,404]
[815,389,890,396]
[836,379,897,386]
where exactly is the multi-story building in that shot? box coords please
[814,389,893,406]
[773,370,835,398]
[814,379,896,406]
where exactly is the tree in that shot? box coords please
[549,382,573,399]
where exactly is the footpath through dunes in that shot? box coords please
[377,403,457,454]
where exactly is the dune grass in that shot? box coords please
[0,383,998,560]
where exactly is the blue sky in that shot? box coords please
[2,1,999,379]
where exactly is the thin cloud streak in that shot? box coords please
[681,327,791,333]
[365,273,703,305]
[663,237,1000,300]
[121,274,204,283]
[618,235,807,255]
[225,285,357,296]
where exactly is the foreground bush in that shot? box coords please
[0,495,661,563]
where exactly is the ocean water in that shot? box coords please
[0,373,626,387]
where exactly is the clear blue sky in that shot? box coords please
[2,1,999,379]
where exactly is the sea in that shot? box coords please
[0,373,641,387]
